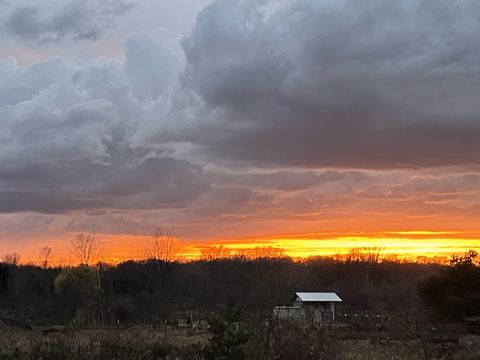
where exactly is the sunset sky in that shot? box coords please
[1,0,480,264]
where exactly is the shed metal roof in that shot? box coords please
[295,292,342,302]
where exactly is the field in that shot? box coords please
[1,255,480,359]
[1,318,480,360]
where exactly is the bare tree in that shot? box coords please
[148,227,181,263]
[236,246,284,260]
[343,246,384,288]
[253,246,285,259]
[2,252,21,265]
[363,246,384,264]
[39,246,53,269]
[200,245,232,261]
[70,233,103,266]
[450,249,478,266]
[344,246,384,263]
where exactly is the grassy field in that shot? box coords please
[1,323,479,360]
[0,325,208,360]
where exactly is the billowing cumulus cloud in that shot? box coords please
[0,29,208,214]
[125,29,185,100]
[2,0,137,43]
[180,0,480,169]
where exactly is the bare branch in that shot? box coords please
[39,246,53,269]
[235,246,284,260]
[1,252,21,266]
[200,245,232,261]
[147,227,181,263]
[70,233,103,266]
[343,247,384,264]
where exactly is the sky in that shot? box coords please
[1,0,480,263]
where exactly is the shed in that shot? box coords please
[293,292,342,323]
[293,292,343,304]
[273,292,343,324]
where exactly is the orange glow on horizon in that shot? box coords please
[12,230,480,266]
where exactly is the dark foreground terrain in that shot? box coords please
[1,320,480,360]
[1,251,479,359]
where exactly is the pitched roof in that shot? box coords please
[295,292,342,302]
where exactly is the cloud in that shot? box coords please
[57,166,480,240]
[0,29,208,213]
[0,151,209,213]
[3,0,137,44]
[125,28,185,100]
[2,0,480,244]
[179,0,480,169]
[0,57,77,107]
[212,170,369,192]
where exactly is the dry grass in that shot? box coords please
[0,325,208,360]
[1,324,480,359]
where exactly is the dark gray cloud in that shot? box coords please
[212,170,369,192]
[0,152,208,213]
[179,0,480,169]
[3,0,136,43]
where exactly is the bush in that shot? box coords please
[203,302,250,360]
[418,250,480,319]
[54,266,100,311]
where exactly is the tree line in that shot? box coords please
[0,252,443,328]
[1,230,478,329]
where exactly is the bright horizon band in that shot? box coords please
[12,231,480,265]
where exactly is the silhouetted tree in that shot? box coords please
[200,245,232,261]
[345,247,384,288]
[54,265,100,315]
[418,250,480,319]
[0,250,442,327]
[0,263,11,293]
[39,246,53,269]
[235,246,284,260]
[70,233,103,266]
[1,252,20,266]
[203,301,250,360]
[148,227,181,263]
[450,249,479,267]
